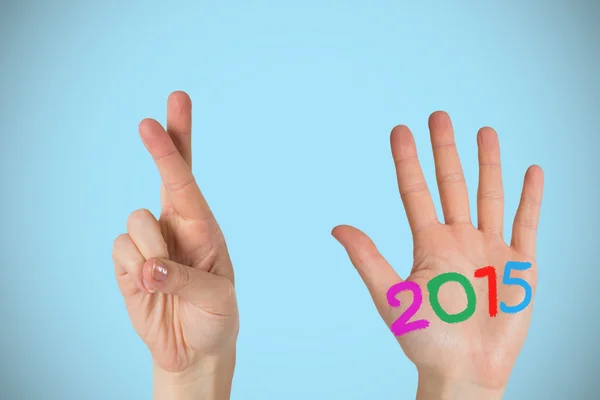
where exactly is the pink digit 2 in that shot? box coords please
[386,281,430,337]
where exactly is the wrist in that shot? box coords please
[153,348,236,400]
[416,369,505,400]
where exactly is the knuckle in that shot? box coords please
[432,142,457,153]
[437,171,465,185]
[164,176,196,193]
[152,148,178,162]
[175,264,191,291]
[479,189,504,202]
[400,180,428,197]
[482,226,504,237]
[393,154,418,169]
[517,218,538,231]
[112,234,144,276]
[445,216,471,225]
[123,258,143,275]
[412,219,441,234]
[112,234,130,259]
[357,248,382,267]
[478,163,502,175]
[128,208,154,223]
[126,209,158,232]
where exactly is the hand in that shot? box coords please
[333,112,543,399]
[112,92,238,399]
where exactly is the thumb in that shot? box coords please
[142,258,236,316]
[332,225,403,312]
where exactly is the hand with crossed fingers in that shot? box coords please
[112,92,237,400]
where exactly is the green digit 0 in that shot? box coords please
[427,272,476,323]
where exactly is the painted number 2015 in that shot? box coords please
[387,261,532,337]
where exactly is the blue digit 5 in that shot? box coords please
[500,261,533,314]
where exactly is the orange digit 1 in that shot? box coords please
[474,266,498,317]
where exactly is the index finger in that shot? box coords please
[390,125,439,233]
[139,118,213,221]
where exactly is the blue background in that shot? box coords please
[1,1,598,398]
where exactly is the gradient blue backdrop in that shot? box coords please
[1,1,598,399]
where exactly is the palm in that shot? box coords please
[114,92,238,373]
[395,225,536,388]
[334,112,543,390]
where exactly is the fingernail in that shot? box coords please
[152,260,168,282]
[143,280,156,294]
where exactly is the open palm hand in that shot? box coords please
[333,112,543,394]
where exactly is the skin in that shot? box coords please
[112,97,541,398]
[112,91,238,400]
[332,112,544,400]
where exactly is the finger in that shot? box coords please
[390,125,439,233]
[112,233,146,295]
[143,258,237,315]
[127,209,169,293]
[477,127,504,236]
[139,119,213,221]
[428,111,471,225]
[127,209,169,258]
[167,91,192,166]
[161,92,193,211]
[332,225,402,314]
[510,165,544,259]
